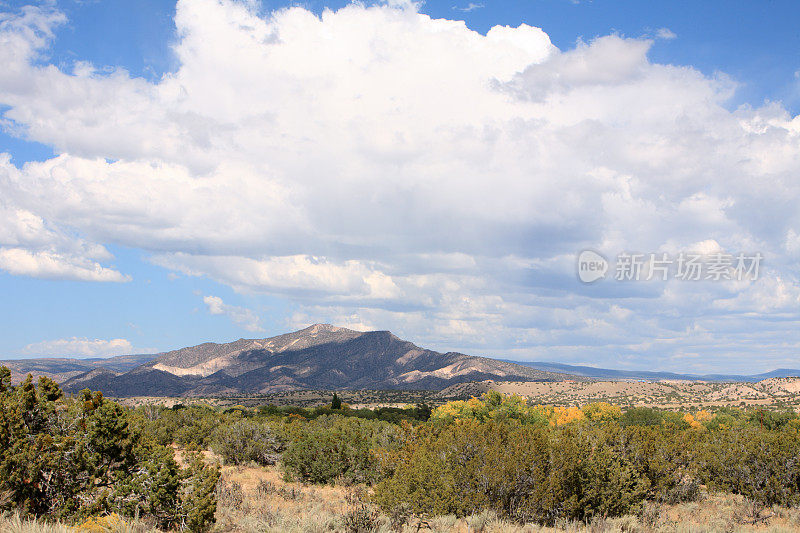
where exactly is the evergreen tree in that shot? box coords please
[331,393,342,410]
[0,366,220,530]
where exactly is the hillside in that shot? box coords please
[58,324,575,396]
[0,353,155,385]
[505,360,800,382]
[439,377,800,409]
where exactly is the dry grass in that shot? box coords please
[0,513,73,533]
[0,512,159,533]
[5,469,800,532]
[213,464,349,532]
[212,465,800,533]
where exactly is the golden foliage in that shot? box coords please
[582,402,622,422]
[552,406,586,426]
[431,393,625,427]
[76,514,125,532]
[683,413,703,430]
[695,409,713,422]
[430,392,550,426]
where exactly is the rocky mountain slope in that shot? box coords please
[58,324,574,396]
[0,353,155,385]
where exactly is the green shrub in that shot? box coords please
[540,424,649,522]
[621,425,698,504]
[180,451,222,532]
[374,420,652,523]
[281,415,401,485]
[211,419,284,466]
[331,393,343,410]
[0,367,219,531]
[746,408,798,430]
[131,404,222,449]
[620,407,665,427]
[696,427,800,507]
[375,419,551,519]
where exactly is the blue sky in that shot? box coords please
[1,0,799,372]
[14,0,799,112]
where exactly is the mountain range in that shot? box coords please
[3,324,798,397]
[504,361,800,382]
[0,353,156,387]
[44,324,573,396]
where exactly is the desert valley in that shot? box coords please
[3,326,800,532]
[5,324,800,412]
[3,0,800,531]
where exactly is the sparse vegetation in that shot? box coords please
[4,366,800,532]
[211,419,283,467]
[281,416,403,485]
[0,368,220,531]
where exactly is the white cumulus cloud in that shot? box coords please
[0,247,130,282]
[203,295,264,332]
[23,337,134,357]
[0,155,128,282]
[0,0,799,371]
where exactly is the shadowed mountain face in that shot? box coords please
[57,324,573,396]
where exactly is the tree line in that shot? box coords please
[3,368,800,529]
[0,368,219,531]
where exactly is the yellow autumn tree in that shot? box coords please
[582,402,622,422]
[431,396,489,422]
[683,413,703,430]
[552,406,586,426]
[695,409,713,422]
[430,392,548,426]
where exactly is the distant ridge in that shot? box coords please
[51,324,576,396]
[504,360,800,383]
[0,353,155,385]
[4,329,797,397]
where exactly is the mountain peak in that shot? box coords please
[302,323,348,334]
[60,325,575,396]
[145,323,366,378]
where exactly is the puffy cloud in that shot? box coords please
[0,0,799,370]
[203,295,264,332]
[162,254,402,299]
[0,156,128,282]
[0,248,129,282]
[23,337,133,357]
